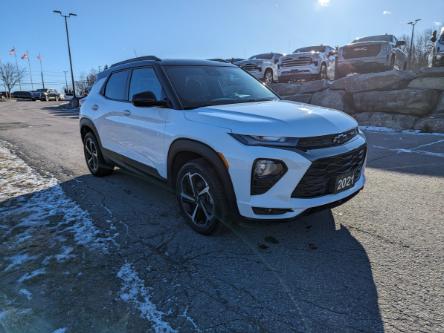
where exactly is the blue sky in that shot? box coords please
[1,0,443,90]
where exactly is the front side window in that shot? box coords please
[105,70,130,101]
[129,67,164,101]
[165,65,278,109]
[249,53,273,60]
[294,46,326,53]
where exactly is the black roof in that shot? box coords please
[98,56,235,79]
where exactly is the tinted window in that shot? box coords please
[105,70,129,100]
[129,68,164,101]
[353,35,392,43]
[249,53,273,60]
[165,65,277,109]
[294,46,326,53]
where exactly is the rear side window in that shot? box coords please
[105,70,130,100]
[129,67,164,101]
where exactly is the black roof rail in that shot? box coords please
[110,55,161,68]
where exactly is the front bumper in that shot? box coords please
[278,64,320,81]
[337,56,389,74]
[225,133,367,220]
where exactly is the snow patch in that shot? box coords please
[52,328,67,333]
[19,288,32,300]
[117,263,177,333]
[18,268,46,283]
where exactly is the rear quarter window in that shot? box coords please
[104,70,130,101]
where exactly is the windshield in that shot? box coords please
[353,35,392,43]
[165,65,278,109]
[249,53,273,60]
[294,46,325,53]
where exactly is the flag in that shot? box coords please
[9,48,16,56]
[21,52,28,60]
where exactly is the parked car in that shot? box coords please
[278,45,336,82]
[336,34,407,78]
[429,28,444,67]
[12,91,33,100]
[31,88,61,101]
[80,56,367,235]
[234,53,283,84]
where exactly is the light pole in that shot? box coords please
[53,10,78,107]
[63,70,68,91]
[407,19,421,69]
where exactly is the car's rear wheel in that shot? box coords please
[176,159,228,235]
[264,68,273,85]
[83,132,114,177]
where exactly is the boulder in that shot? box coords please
[353,112,418,130]
[270,83,303,95]
[298,80,329,94]
[408,77,444,90]
[434,92,444,114]
[330,70,415,93]
[311,89,345,111]
[415,67,444,78]
[281,94,312,104]
[413,115,444,133]
[352,88,439,116]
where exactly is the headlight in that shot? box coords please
[230,133,299,147]
[251,159,287,195]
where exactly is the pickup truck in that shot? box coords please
[31,88,61,101]
[278,45,336,82]
[336,34,407,78]
[235,53,282,84]
[429,28,444,67]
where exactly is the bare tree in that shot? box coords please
[0,62,26,97]
[399,29,435,69]
[75,69,98,96]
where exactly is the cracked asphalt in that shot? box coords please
[0,101,443,333]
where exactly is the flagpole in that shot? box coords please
[38,54,45,89]
[26,51,34,90]
[12,47,22,91]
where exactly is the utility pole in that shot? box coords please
[53,10,78,107]
[24,51,34,90]
[407,19,421,69]
[37,54,45,89]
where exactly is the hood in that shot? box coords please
[184,100,357,137]
[235,59,270,66]
[283,52,320,59]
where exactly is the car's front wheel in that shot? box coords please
[83,132,114,177]
[176,159,228,235]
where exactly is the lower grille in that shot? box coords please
[291,145,366,198]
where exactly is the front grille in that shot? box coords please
[343,44,381,59]
[297,128,358,151]
[241,63,261,71]
[281,57,312,67]
[291,145,366,198]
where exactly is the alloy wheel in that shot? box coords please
[179,172,215,226]
[84,137,99,172]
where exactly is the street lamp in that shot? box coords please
[53,10,78,107]
[407,19,421,69]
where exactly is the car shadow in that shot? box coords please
[41,103,79,119]
[0,169,384,332]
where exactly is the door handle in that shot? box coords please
[91,104,99,111]
[123,110,132,116]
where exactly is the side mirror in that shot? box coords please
[132,91,166,107]
[396,40,406,47]
[431,30,437,43]
[328,50,337,57]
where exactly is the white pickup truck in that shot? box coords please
[278,45,336,82]
[235,53,282,84]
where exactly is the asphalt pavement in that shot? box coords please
[0,101,443,333]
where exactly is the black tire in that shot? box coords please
[319,63,328,80]
[176,159,228,235]
[264,68,273,84]
[83,132,114,177]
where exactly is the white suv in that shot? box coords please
[234,53,282,84]
[80,56,367,234]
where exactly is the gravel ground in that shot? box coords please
[0,101,443,333]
